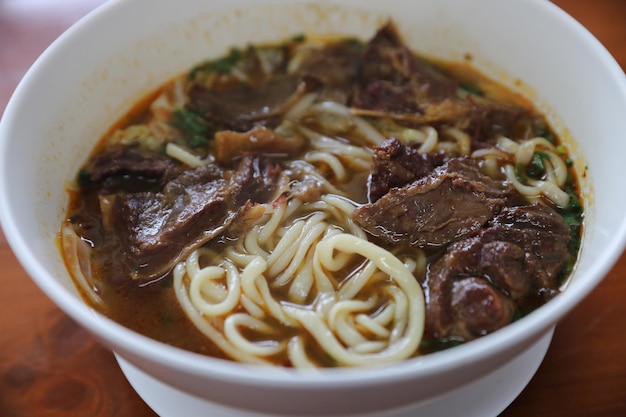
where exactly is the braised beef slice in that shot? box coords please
[488,203,571,290]
[351,23,543,144]
[466,97,532,146]
[113,155,282,283]
[83,146,182,192]
[425,203,570,341]
[351,23,472,123]
[188,75,318,132]
[113,164,228,283]
[238,46,289,90]
[367,138,447,202]
[229,154,282,206]
[353,157,515,247]
[449,277,515,337]
[355,23,458,107]
[294,41,363,104]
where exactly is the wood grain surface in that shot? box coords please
[0,1,625,416]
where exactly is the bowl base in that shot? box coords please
[115,327,553,417]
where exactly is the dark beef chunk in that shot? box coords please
[112,156,283,283]
[467,97,533,146]
[229,154,283,206]
[425,203,571,341]
[367,138,447,202]
[351,22,473,126]
[238,46,289,90]
[449,277,515,336]
[351,23,545,145]
[188,76,317,132]
[353,157,515,247]
[83,146,182,191]
[294,41,363,104]
[113,164,229,283]
[487,204,571,290]
[355,23,458,106]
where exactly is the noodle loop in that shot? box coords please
[174,197,426,368]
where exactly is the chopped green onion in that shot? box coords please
[189,47,243,78]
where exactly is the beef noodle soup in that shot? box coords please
[60,22,583,368]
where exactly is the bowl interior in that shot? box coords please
[1,0,626,411]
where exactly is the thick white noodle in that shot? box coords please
[305,151,347,182]
[165,142,207,167]
[496,136,571,207]
[417,126,438,153]
[504,164,570,207]
[442,127,471,156]
[174,195,426,368]
[298,126,372,171]
[60,224,103,306]
[173,263,270,365]
[284,92,319,121]
[311,101,387,145]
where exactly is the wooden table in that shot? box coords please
[1,1,625,416]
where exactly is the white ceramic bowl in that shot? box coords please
[2,0,626,416]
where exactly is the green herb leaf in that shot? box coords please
[189,47,243,79]
[212,47,242,73]
[76,169,91,187]
[514,162,526,181]
[460,82,483,96]
[420,337,464,352]
[341,37,365,48]
[170,108,215,148]
[560,184,584,265]
[540,130,556,144]
[526,151,550,178]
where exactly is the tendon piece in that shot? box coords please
[188,75,319,132]
[353,157,516,247]
[425,203,571,340]
[367,138,447,202]
[220,201,268,241]
[214,126,306,164]
[352,88,473,127]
